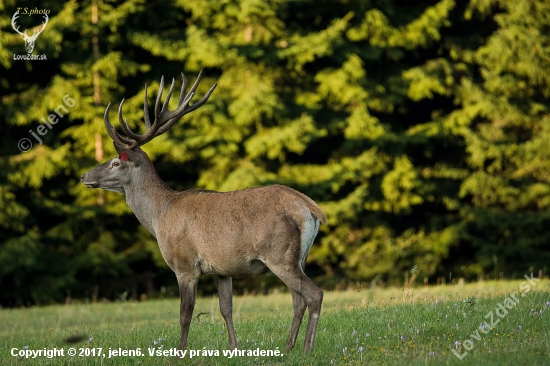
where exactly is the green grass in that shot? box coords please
[1,279,549,365]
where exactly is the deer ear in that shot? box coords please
[113,142,126,156]
[113,142,143,165]
[122,149,143,165]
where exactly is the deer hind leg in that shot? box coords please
[267,262,323,352]
[176,272,199,350]
[284,214,321,351]
[284,290,307,351]
[215,275,238,349]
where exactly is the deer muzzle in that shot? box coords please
[80,173,98,188]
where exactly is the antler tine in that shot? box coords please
[180,69,203,107]
[161,78,176,113]
[104,102,137,149]
[177,80,218,115]
[153,77,218,137]
[35,14,48,36]
[153,76,164,127]
[143,84,151,129]
[177,74,189,107]
[11,12,25,37]
[117,99,142,141]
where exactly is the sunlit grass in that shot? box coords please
[1,279,549,365]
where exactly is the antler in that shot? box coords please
[11,12,26,37]
[32,14,49,39]
[104,71,217,149]
[11,12,48,40]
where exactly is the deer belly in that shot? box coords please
[198,257,268,278]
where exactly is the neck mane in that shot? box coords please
[123,159,174,237]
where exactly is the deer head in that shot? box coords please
[12,12,48,54]
[81,72,217,195]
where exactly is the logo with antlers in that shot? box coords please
[11,11,48,54]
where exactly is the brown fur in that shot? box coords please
[271,184,327,224]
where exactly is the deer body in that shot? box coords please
[81,73,325,351]
[157,186,322,271]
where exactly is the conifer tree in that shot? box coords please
[1,0,549,304]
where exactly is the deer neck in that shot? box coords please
[124,162,174,238]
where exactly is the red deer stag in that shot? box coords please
[81,72,326,351]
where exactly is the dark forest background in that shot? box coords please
[1,0,549,306]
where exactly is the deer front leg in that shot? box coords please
[215,275,238,349]
[176,272,199,350]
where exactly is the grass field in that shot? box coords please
[1,278,549,365]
